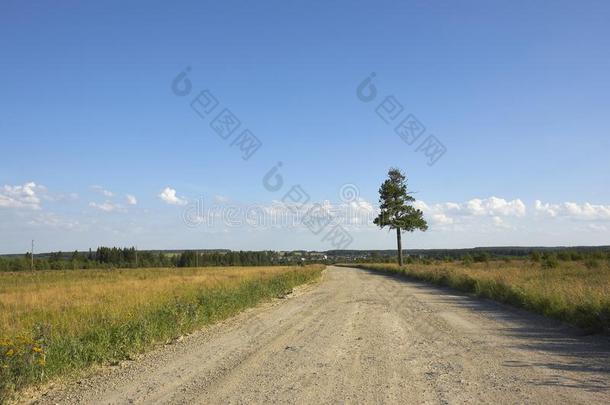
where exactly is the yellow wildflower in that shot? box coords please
[32,346,43,353]
[5,349,14,357]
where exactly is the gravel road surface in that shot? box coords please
[30,266,610,404]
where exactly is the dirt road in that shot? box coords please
[32,266,610,404]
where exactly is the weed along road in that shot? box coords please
[35,266,610,404]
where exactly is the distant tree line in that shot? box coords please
[333,247,610,265]
[0,247,328,271]
[1,246,608,272]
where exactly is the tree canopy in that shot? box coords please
[373,168,428,232]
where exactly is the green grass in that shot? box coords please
[0,265,323,402]
[343,261,610,334]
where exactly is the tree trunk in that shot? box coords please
[396,227,403,266]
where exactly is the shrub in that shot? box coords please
[462,254,474,267]
[541,254,559,269]
[590,251,605,260]
[474,252,491,263]
[584,259,600,270]
[530,251,541,262]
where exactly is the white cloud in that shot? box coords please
[230,196,528,230]
[0,182,46,210]
[338,198,376,225]
[465,197,526,217]
[52,192,79,202]
[89,201,124,213]
[158,187,187,206]
[27,212,80,229]
[491,216,515,229]
[431,213,454,225]
[588,223,608,232]
[414,196,526,228]
[535,200,610,220]
[91,185,114,197]
[534,200,559,217]
[214,195,230,203]
[126,194,138,205]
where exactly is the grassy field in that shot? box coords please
[346,260,610,334]
[0,265,324,400]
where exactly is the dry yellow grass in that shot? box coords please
[0,265,324,399]
[429,260,610,308]
[0,266,314,337]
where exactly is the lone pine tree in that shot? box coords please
[373,168,428,266]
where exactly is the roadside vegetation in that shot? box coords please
[0,265,324,401]
[346,255,610,334]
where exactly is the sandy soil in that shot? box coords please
[27,266,610,404]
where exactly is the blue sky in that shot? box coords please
[1,0,609,253]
